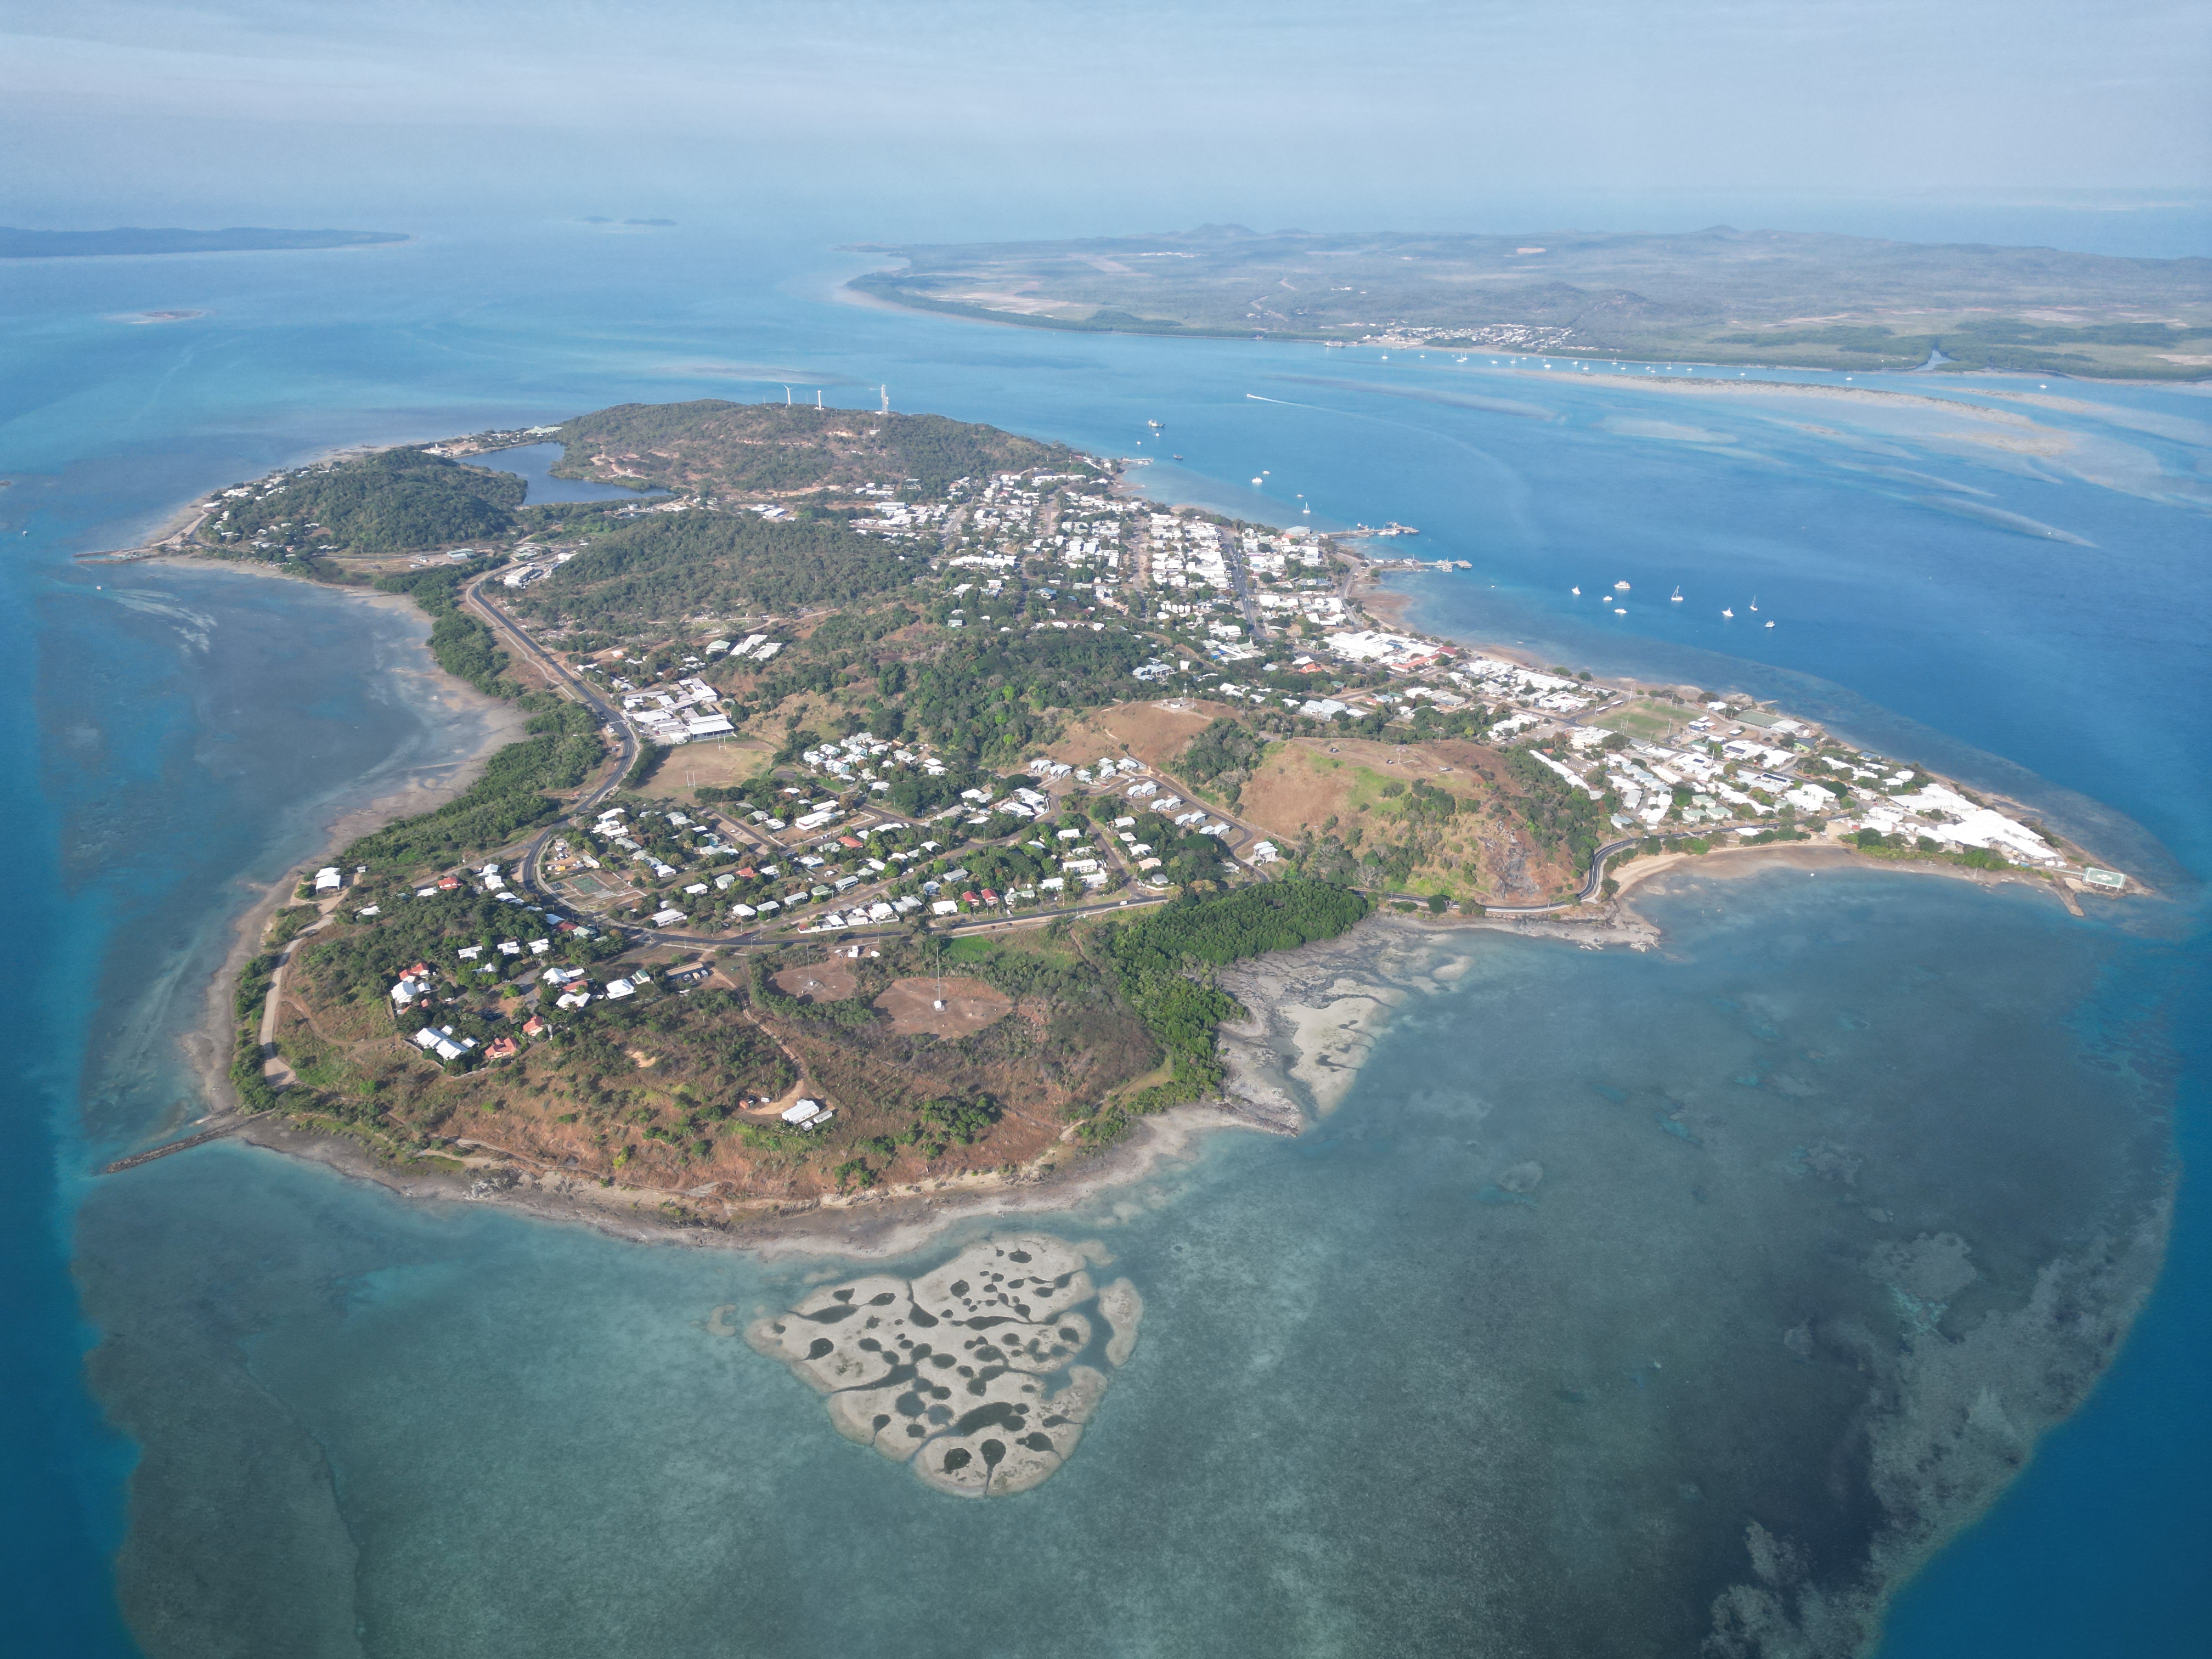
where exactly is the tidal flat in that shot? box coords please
[1213,871,2172,1655]
[74,862,2173,1657]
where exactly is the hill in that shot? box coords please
[551,401,1082,496]
[209,448,523,557]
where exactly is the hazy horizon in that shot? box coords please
[2,1,2207,256]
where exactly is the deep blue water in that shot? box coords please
[1,221,2205,1653]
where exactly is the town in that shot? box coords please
[163,400,2126,1220]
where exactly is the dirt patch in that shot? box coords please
[1235,733,1579,905]
[874,975,1014,1037]
[658,735,775,801]
[771,960,859,1002]
[1238,735,1504,836]
[1046,698,1240,771]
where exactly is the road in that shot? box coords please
[463,568,1652,945]
[461,569,638,912]
[1220,527,1263,638]
[1469,834,1675,916]
[468,573,1185,953]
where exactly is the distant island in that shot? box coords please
[845,224,2212,380]
[0,227,408,259]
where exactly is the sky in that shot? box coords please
[1,0,2208,246]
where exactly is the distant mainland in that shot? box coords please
[0,227,408,259]
[844,223,2212,381]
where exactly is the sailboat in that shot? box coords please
[1721,607,1734,618]
[1749,596,1759,611]
[1670,586,1684,602]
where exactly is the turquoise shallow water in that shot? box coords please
[1,222,2205,1652]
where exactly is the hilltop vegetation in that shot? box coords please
[848,224,2212,379]
[512,510,916,624]
[213,448,523,556]
[553,401,1081,495]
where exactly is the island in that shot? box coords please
[82,398,2132,1232]
[0,227,408,258]
[844,224,2212,380]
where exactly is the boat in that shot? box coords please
[1571,585,1581,596]
[1721,608,1734,618]
[1765,620,1775,628]
[1251,477,1263,486]
[1670,586,1683,602]
[1613,580,1630,591]
[1171,454,1183,460]
[1613,607,1627,616]
[1147,420,1162,429]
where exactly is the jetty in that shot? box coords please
[75,502,215,563]
[101,1111,270,1174]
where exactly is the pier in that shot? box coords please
[101,1112,270,1175]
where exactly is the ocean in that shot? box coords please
[2,219,2204,1655]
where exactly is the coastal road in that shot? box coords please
[1464,833,1686,916]
[257,914,334,1081]
[461,571,638,903]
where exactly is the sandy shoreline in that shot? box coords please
[156,555,531,1137]
[225,1089,1248,1260]
[211,836,2066,1262]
